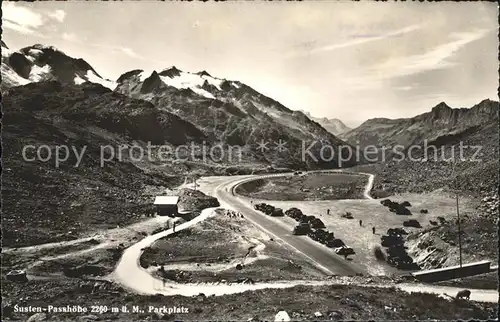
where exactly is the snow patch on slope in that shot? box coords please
[190,86,216,99]
[160,70,223,90]
[28,64,51,82]
[1,46,14,59]
[1,64,31,86]
[156,70,225,99]
[27,48,43,58]
[85,70,117,90]
[74,75,86,85]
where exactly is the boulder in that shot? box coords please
[6,269,28,282]
[275,310,291,322]
[327,311,342,319]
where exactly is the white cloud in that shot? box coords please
[288,23,423,57]
[369,29,492,79]
[2,2,44,34]
[2,20,37,35]
[47,9,66,23]
[395,86,413,91]
[62,32,78,42]
[2,3,67,35]
[120,47,142,59]
[338,28,492,93]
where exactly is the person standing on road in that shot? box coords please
[372,226,376,234]
[359,219,363,226]
[327,208,330,215]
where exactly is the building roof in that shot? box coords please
[154,196,179,205]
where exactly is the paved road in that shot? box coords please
[112,172,498,302]
[208,172,374,276]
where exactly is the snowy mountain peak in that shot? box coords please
[116,66,231,99]
[196,70,211,77]
[159,66,181,78]
[29,43,64,53]
[1,43,116,90]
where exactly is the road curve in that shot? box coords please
[211,171,373,276]
[112,179,334,297]
[112,171,498,302]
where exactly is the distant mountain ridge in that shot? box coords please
[300,111,352,135]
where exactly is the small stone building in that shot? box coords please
[154,196,179,217]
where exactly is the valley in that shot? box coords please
[1,37,498,321]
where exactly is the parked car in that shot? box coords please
[326,238,345,248]
[334,246,355,256]
[300,215,316,223]
[292,223,311,235]
[403,219,421,228]
[285,208,303,219]
[310,218,325,229]
[341,212,353,219]
[271,208,284,217]
[387,228,408,236]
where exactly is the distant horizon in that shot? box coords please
[2,2,498,127]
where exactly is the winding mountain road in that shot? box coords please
[112,171,498,302]
[209,172,375,276]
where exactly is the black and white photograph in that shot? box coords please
[1,1,499,321]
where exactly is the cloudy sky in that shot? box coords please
[2,1,498,127]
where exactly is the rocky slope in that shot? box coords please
[1,81,210,247]
[349,99,498,197]
[353,100,498,197]
[1,41,116,90]
[343,100,498,153]
[406,191,498,270]
[115,67,358,169]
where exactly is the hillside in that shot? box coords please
[115,67,358,169]
[1,81,209,247]
[343,100,498,152]
[349,99,498,196]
